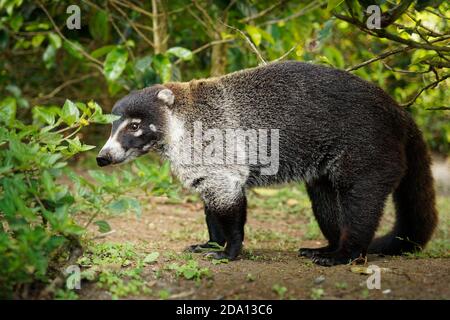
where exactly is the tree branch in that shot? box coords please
[36,0,102,66]
[334,13,450,52]
[239,0,285,23]
[345,47,409,71]
[379,0,415,28]
[400,73,450,108]
[220,22,267,65]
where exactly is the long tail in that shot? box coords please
[369,123,438,254]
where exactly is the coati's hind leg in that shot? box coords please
[299,176,341,258]
[311,173,395,266]
[186,204,226,253]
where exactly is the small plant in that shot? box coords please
[272,284,287,299]
[246,273,255,282]
[168,259,212,282]
[335,282,348,290]
[158,289,170,300]
[310,288,325,300]
[361,288,370,299]
[78,242,153,299]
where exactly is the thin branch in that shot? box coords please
[220,21,267,65]
[381,61,431,74]
[345,47,409,71]
[192,0,217,32]
[379,0,414,28]
[111,0,154,18]
[36,0,102,66]
[110,0,154,47]
[109,14,136,60]
[263,0,326,26]
[174,39,235,65]
[187,7,211,35]
[425,8,450,20]
[240,0,285,23]
[400,73,450,108]
[334,13,450,52]
[272,44,298,62]
[33,73,98,103]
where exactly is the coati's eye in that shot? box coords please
[128,123,140,131]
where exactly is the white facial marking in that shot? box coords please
[149,124,157,132]
[100,119,129,159]
[130,118,141,124]
[132,129,143,137]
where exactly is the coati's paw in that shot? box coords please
[311,251,356,267]
[299,246,334,258]
[185,242,221,253]
[203,251,233,260]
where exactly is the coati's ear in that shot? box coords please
[157,88,174,106]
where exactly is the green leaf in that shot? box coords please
[33,106,58,125]
[183,269,196,280]
[31,34,45,48]
[134,55,153,73]
[92,113,120,124]
[318,19,334,43]
[41,170,56,201]
[245,25,262,47]
[25,22,50,31]
[48,33,62,49]
[63,40,84,60]
[42,44,56,69]
[10,15,23,31]
[107,197,141,216]
[103,47,128,81]
[143,252,160,264]
[61,99,80,125]
[91,45,115,58]
[0,97,17,126]
[94,220,111,233]
[89,10,109,42]
[152,54,172,83]
[327,0,345,11]
[167,47,193,61]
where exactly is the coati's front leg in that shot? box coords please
[201,192,247,260]
[186,205,226,253]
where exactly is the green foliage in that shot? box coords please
[311,287,325,300]
[0,99,115,298]
[78,242,158,299]
[272,284,287,299]
[168,259,212,282]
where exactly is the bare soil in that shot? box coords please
[78,195,450,300]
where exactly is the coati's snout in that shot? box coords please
[97,86,174,167]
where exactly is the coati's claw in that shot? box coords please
[299,246,334,258]
[203,251,231,260]
[311,251,360,266]
[185,242,219,253]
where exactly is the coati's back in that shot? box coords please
[210,61,411,184]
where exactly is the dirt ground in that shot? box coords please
[77,182,450,300]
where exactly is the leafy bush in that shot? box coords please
[0,98,118,298]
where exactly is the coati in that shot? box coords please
[97,61,438,266]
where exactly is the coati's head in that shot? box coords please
[96,85,174,166]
